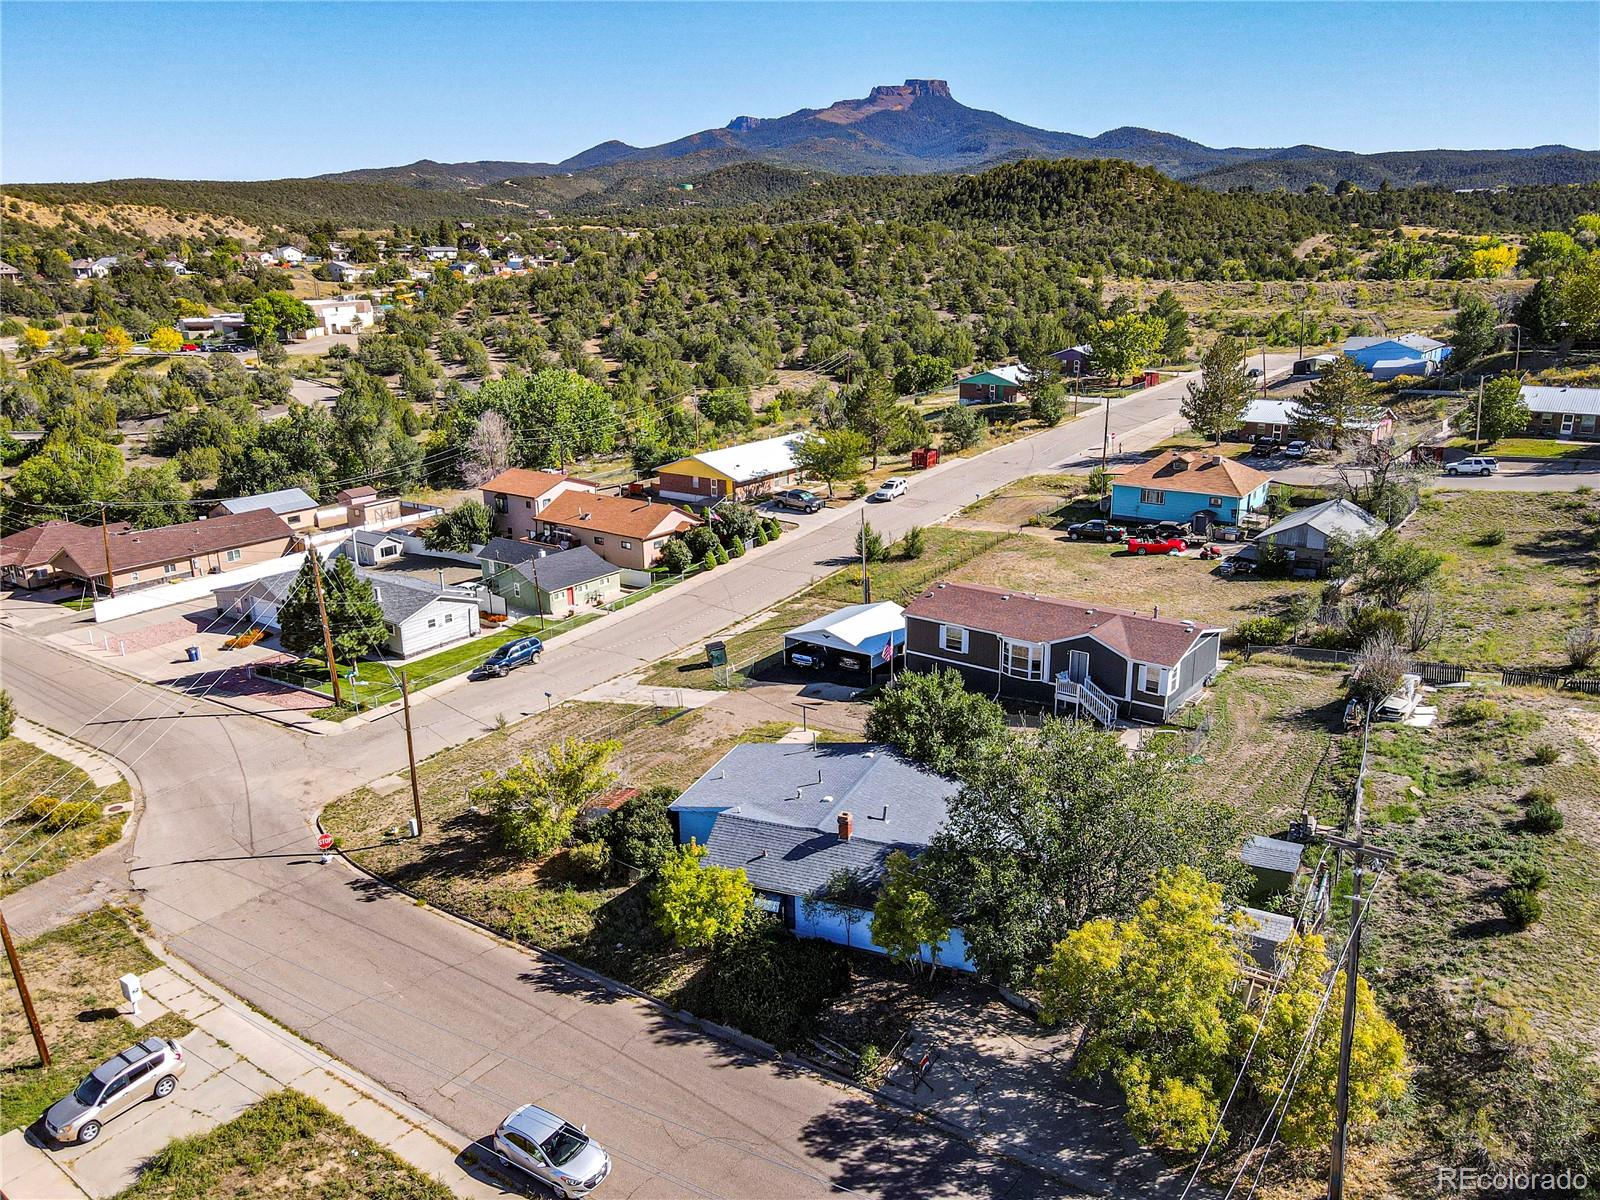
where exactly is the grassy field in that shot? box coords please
[111,1088,453,1200]
[1,909,193,1134]
[1443,435,1600,461]
[1174,658,1349,830]
[641,526,1015,689]
[0,736,129,897]
[1404,490,1599,668]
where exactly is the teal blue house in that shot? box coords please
[1110,450,1273,531]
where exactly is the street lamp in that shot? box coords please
[1494,322,1522,374]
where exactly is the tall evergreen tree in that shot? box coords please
[277,555,389,663]
[1290,355,1382,450]
[1180,335,1252,444]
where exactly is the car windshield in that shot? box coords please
[72,1075,104,1106]
[540,1125,588,1167]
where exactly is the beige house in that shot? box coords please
[535,492,701,575]
[51,510,296,593]
[482,469,598,541]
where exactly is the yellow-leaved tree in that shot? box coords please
[652,841,752,948]
[101,325,133,357]
[148,327,184,354]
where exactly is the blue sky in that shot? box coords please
[2,2,1595,182]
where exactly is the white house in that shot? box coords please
[327,261,372,284]
[275,246,305,265]
[423,245,459,262]
[296,297,377,339]
[214,561,480,658]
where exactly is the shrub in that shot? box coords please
[1565,626,1600,670]
[900,525,926,560]
[0,689,12,740]
[1525,798,1564,834]
[941,403,987,451]
[568,840,611,879]
[728,537,746,559]
[1455,698,1501,724]
[658,537,693,575]
[1529,742,1561,766]
[855,1043,884,1085]
[754,526,769,547]
[693,923,849,1049]
[1348,606,1408,645]
[764,518,782,540]
[1500,886,1544,929]
[25,795,101,830]
[1233,615,1293,646]
[592,787,676,874]
[701,550,718,572]
[1476,528,1506,547]
[1508,861,1548,892]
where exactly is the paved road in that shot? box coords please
[1,359,1295,1199]
[1269,458,1600,492]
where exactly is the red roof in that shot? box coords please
[480,468,595,500]
[53,510,294,577]
[1114,451,1270,500]
[904,582,1214,667]
[538,491,700,539]
[2,520,129,571]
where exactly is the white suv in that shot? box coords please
[1447,456,1498,477]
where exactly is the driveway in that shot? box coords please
[0,358,1294,1198]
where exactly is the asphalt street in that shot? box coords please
[0,353,1299,1199]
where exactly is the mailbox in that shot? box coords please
[119,972,143,1015]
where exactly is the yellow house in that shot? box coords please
[656,433,803,504]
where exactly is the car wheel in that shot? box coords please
[77,1121,101,1145]
[1134,548,1146,556]
[1446,468,1458,476]
[1481,468,1491,477]
[1106,535,1117,543]
[154,1075,178,1098]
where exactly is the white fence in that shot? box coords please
[91,552,309,623]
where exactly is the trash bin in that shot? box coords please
[705,641,727,668]
[186,646,201,662]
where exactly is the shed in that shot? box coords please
[783,602,905,678]
[1241,834,1306,900]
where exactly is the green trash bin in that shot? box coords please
[705,641,727,668]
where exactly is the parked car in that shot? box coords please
[472,636,543,679]
[494,1104,612,1198]
[773,489,823,514]
[1447,456,1499,477]
[1248,437,1280,456]
[870,477,908,502]
[1126,536,1188,556]
[1151,520,1195,540]
[1219,555,1257,578]
[1066,519,1127,543]
[1284,440,1309,459]
[44,1038,186,1145]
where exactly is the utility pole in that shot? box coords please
[100,505,116,599]
[1,908,49,1066]
[304,543,342,708]
[1474,377,1484,454]
[859,508,870,604]
[529,554,546,630]
[1100,393,1113,471]
[399,672,423,837]
[1324,710,1396,1200]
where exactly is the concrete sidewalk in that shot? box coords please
[0,943,531,1199]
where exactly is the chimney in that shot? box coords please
[837,811,854,842]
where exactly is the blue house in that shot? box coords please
[1110,450,1273,531]
[668,742,974,971]
[1342,334,1450,381]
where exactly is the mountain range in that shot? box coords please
[318,79,1600,193]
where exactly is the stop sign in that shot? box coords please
[317,833,334,851]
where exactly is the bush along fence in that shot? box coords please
[1241,644,1600,693]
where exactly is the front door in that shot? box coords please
[1561,414,1576,436]
[566,587,575,607]
[1067,650,1090,683]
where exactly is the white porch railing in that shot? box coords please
[1054,673,1117,728]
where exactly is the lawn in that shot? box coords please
[1443,435,1600,461]
[641,526,1015,689]
[1153,430,1258,459]
[264,609,601,715]
[1403,489,1599,668]
[1,909,193,1134]
[0,736,129,897]
[111,1088,453,1200]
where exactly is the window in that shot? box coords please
[225,548,242,562]
[522,499,530,509]
[494,496,508,513]
[691,476,700,489]
[939,624,968,654]
[163,561,180,575]
[1140,488,1165,506]
[379,544,399,559]
[1002,640,1043,680]
[1208,497,1224,509]
[621,540,633,550]
[1137,664,1170,695]
[593,535,605,545]
[444,613,453,624]
[427,619,437,629]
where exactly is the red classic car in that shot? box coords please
[1125,536,1188,556]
